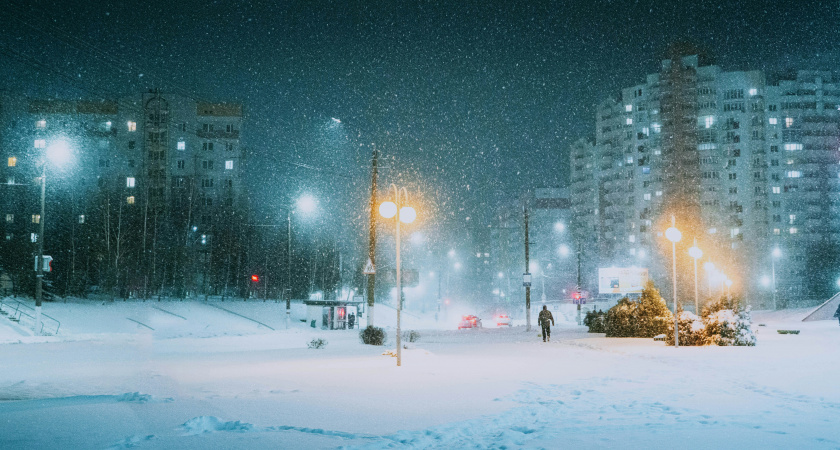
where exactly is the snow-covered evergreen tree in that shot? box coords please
[635,281,673,337]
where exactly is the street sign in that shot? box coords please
[34,255,53,272]
[573,299,586,305]
[522,272,532,287]
[363,258,375,275]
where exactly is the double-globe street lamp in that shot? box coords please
[34,140,73,335]
[379,184,416,367]
[664,216,682,348]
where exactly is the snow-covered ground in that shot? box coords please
[1,298,839,449]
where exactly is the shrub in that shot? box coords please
[605,297,638,337]
[402,330,420,343]
[360,325,386,346]
[635,281,673,337]
[584,309,607,333]
[665,308,706,346]
[307,338,327,349]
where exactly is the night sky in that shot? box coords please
[2,0,839,246]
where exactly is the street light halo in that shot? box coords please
[399,206,416,224]
[665,226,682,243]
[296,194,317,214]
[379,201,397,219]
[688,246,702,259]
[46,140,72,166]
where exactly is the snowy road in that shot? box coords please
[1,302,839,449]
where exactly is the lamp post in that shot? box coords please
[688,238,703,314]
[34,140,72,335]
[379,184,416,367]
[771,247,781,310]
[665,215,682,348]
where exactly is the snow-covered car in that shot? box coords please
[494,314,512,327]
[458,315,482,329]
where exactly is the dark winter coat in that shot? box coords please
[538,309,554,327]
[834,304,840,318]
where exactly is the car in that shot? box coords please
[458,315,482,329]
[494,314,512,327]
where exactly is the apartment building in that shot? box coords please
[0,90,246,298]
[570,55,840,307]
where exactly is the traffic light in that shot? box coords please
[250,274,260,282]
[572,291,582,301]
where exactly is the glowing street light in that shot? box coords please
[379,184,417,367]
[665,215,682,348]
[34,140,73,335]
[688,238,703,314]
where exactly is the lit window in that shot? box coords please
[730,228,740,238]
[78,215,85,224]
[31,214,41,224]
[7,157,16,167]
[774,228,780,235]
[127,121,137,132]
[790,227,798,234]
[177,141,186,150]
[772,186,781,194]
[105,121,112,130]
[36,120,46,128]
[625,105,632,112]
[126,196,135,205]
[655,191,662,196]
[628,235,636,243]
[34,139,46,149]
[789,214,796,224]
[785,117,793,128]
[708,228,717,234]
[643,193,651,200]
[225,160,234,170]
[786,171,801,178]
[704,116,714,128]
[749,88,757,96]
[652,123,661,133]
[784,143,802,151]
[6,177,14,185]
[626,118,633,125]
[5,214,12,223]
[626,156,633,164]
[31,233,38,243]
[126,177,136,188]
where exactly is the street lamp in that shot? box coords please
[379,184,416,367]
[664,215,682,348]
[35,140,72,335]
[771,247,781,310]
[688,238,703,314]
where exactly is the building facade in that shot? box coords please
[570,55,840,308]
[0,90,247,298]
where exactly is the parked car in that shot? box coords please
[494,314,512,327]
[458,315,482,329]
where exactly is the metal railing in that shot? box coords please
[0,299,60,335]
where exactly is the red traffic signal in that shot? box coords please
[572,291,582,300]
[250,274,260,282]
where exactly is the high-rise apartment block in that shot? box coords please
[0,90,246,298]
[570,55,840,307]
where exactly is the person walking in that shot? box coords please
[538,305,554,342]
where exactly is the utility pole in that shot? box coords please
[366,146,378,327]
[524,205,531,332]
[576,241,582,325]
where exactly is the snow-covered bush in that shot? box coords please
[665,309,706,346]
[605,297,637,337]
[604,281,672,337]
[635,282,673,337]
[307,338,328,349]
[584,309,607,333]
[360,326,386,346]
[402,330,420,343]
